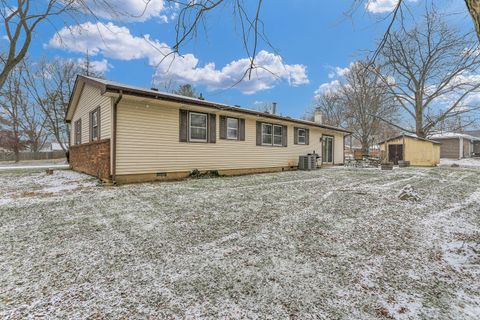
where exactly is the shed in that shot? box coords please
[378,134,441,167]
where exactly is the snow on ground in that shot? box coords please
[440,158,480,168]
[1,167,479,319]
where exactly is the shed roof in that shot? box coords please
[66,75,351,134]
[378,134,442,145]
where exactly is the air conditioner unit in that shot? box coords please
[298,155,317,170]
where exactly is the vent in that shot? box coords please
[156,172,167,177]
[151,87,159,92]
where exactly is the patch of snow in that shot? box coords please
[442,241,479,270]
[440,158,480,168]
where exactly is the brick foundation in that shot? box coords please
[69,139,111,181]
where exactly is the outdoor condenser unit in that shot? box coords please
[298,154,317,170]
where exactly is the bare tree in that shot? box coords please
[22,58,78,151]
[173,84,199,98]
[377,9,480,138]
[19,100,49,152]
[340,61,398,153]
[0,0,153,91]
[310,92,346,128]
[0,65,27,161]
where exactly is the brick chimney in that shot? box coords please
[314,108,323,124]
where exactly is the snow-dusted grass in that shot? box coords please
[1,167,479,319]
[440,157,480,168]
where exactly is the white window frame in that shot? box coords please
[91,109,99,141]
[261,123,273,145]
[298,128,306,145]
[189,112,208,142]
[273,125,283,146]
[226,117,239,140]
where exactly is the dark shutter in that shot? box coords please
[219,115,227,139]
[239,118,245,141]
[179,109,188,142]
[208,113,216,143]
[294,127,298,145]
[89,111,93,142]
[256,121,262,145]
[282,125,288,147]
[305,128,310,145]
[97,107,101,140]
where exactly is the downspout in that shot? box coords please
[112,91,123,184]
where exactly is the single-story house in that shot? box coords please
[65,76,351,183]
[378,134,441,166]
[429,132,480,159]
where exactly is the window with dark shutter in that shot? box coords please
[180,109,216,143]
[294,127,309,145]
[258,122,287,147]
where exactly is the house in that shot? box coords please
[429,132,480,159]
[378,134,441,166]
[463,130,480,156]
[65,76,351,183]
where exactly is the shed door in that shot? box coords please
[388,144,403,165]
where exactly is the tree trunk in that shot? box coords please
[415,100,426,138]
[466,0,480,40]
[361,138,370,154]
[14,147,20,163]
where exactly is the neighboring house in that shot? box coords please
[429,132,480,159]
[378,134,441,166]
[465,130,480,156]
[65,76,351,183]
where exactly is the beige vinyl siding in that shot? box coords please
[70,84,112,144]
[116,99,345,175]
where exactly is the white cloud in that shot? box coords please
[81,0,174,22]
[314,80,341,98]
[77,58,112,74]
[48,22,309,94]
[365,0,417,14]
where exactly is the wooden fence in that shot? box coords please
[0,151,66,162]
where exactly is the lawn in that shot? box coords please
[1,167,479,319]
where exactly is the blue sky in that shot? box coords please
[14,0,473,119]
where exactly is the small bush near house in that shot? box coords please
[189,169,221,179]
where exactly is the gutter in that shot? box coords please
[112,90,123,184]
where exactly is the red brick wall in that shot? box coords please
[69,139,111,180]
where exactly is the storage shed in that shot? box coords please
[378,134,441,167]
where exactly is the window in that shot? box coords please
[260,123,284,146]
[226,117,239,140]
[74,119,81,145]
[262,123,273,145]
[273,125,283,146]
[90,107,100,141]
[189,112,208,142]
[298,128,306,144]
